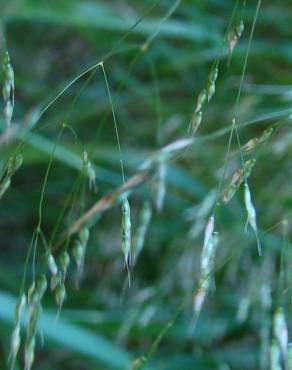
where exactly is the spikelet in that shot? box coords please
[259,127,274,144]
[2,50,14,127]
[152,161,166,212]
[72,227,90,285]
[46,253,58,276]
[244,182,262,256]
[0,154,23,200]
[23,276,47,370]
[50,271,62,291]
[55,283,66,310]
[273,307,288,363]
[223,159,256,203]
[227,21,244,64]
[121,197,131,284]
[83,151,97,192]
[9,293,26,368]
[73,241,85,273]
[59,250,70,277]
[195,89,207,113]
[132,201,152,264]
[207,67,218,102]
[189,216,218,335]
[189,110,202,135]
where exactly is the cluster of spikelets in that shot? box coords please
[4,5,284,369]
[0,154,23,199]
[9,226,90,370]
[2,50,14,127]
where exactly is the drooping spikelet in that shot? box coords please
[189,216,218,335]
[9,293,26,369]
[244,182,262,256]
[121,197,131,284]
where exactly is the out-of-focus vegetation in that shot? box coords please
[1,0,292,369]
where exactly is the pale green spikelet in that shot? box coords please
[244,182,262,256]
[121,197,131,272]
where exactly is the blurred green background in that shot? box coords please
[1,0,292,369]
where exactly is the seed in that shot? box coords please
[244,182,262,256]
